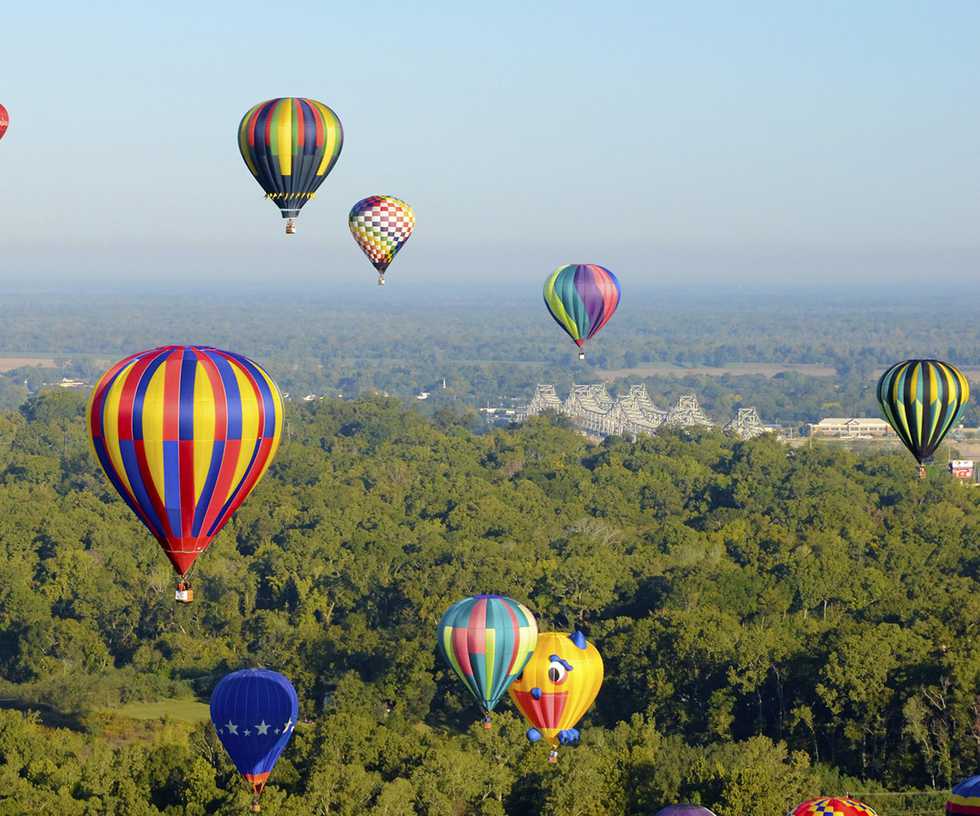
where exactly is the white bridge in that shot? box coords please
[516,384,769,440]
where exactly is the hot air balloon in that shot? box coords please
[655,807,718,816]
[877,359,970,478]
[0,104,8,141]
[948,774,980,813]
[349,195,416,285]
[509,631,603,762]
[787,798,879,816]
[88,346,283,601]
[211,669,298,813]
[543,264,621,360]
[437,595,538,727]
[238,98,343,234]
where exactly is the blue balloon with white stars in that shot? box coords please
[210,668,299,794]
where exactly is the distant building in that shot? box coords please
[416,392,430,400]
[724,407,768,440]
[950,460,975,480]
[516,384,733,440]
[667,394,712,429]
[808,418,892,439]
[57,378,87,389]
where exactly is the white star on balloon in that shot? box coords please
[244,730,251,736]
[225,721,238,735]
[256,721,270,735]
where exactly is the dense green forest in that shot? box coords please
[0,389,975,814]
[1,289,977,426]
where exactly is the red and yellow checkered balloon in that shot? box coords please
[788,798,879,816]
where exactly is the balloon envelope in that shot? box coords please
[238,97,343,221]
[211,669,298,795]
[948,774,980,813]
[877,359,969,464]
[543,264,621,350]
[349,195,416,276]
[509,631,604,749]
[788,798,878,816]
[0,104,8,140]
[438,595,538,716]
[88,346,283,575]
[655,808,718,816]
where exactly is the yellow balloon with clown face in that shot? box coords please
[508,631,604,762]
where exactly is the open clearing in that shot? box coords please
[0,356,58,372]
[598,362,837,382]
[111,698,210,723]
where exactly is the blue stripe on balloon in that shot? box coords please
[119,439,169,540]
[163,439,181,536]
[132,350,168,442]
[178,350,197,441]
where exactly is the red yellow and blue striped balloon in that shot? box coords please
[348,195,416,284]
[948,774,980,814]
[543,264,621,359]
[437,595,538,723]
[238,98,343,232]
[876,359,970,464]
[88,346,284,577]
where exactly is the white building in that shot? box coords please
[808,418,892,439]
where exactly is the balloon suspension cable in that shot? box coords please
[377,273,385,286]
[285,218,296,235]
[548,749,558,764]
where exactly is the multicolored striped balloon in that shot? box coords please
[238,98,343,232]
[437,595,538,723]
[88,346,283,578]
[543,264,621,359]
[948,774,980,814]
[349,195,416,284]
[0,104,8,141]
[787,798,878,816]
[876,359,970,464]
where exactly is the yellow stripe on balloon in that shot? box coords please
[141,362,167,502]
[102,361,139,502]
[193,364,216,503]
[544,269,579,339]
[230,364,260,492]
[442,626,465,682]
[311,100,339,176]
[484,628,496,694]
[239,103,262,176]
[277,100,292,176]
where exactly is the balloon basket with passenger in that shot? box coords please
[175,580,193,604]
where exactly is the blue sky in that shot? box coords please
[1,1,979,287]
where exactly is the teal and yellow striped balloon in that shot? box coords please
[437,595,538,724]
[876,359,970,464]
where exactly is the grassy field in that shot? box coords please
[111,698,211,723]
[0,356,58,372]
[598,362,838,382]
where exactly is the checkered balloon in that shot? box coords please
[348,195,415,276]
[787,797,879,816]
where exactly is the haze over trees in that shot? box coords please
[0,389,974,814]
